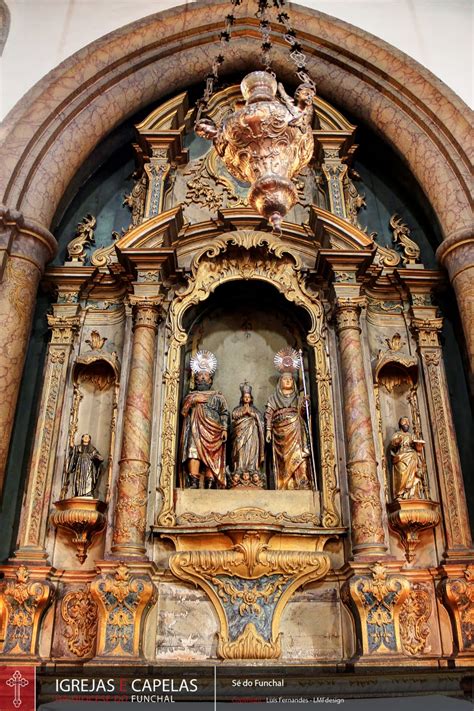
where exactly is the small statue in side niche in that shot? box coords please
[61,433,103,499]
[230,382,265,486]
[390,417,426,500]
[265,350,312,490]
[180,350,229,489]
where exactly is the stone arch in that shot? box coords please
[0,0,471,241]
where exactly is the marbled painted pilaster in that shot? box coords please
[15,313,80,561]
[412,318,472,556]
[112,297,161,556]
[335,298,386,556]
[0,207,56,494]
[436,228,474,390]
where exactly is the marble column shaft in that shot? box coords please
[112,299,161,556]
[413,318,472,555]
[436,229,474,389]
[335,299,386,556]
[0,208,56,494]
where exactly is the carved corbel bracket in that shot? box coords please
[90,562,156,659]
[439,564,474,658]
[0,565,55,658]
[168,529,331,660]
[342,562,411,660]
[51,498,107,564]
[387,499,440,564]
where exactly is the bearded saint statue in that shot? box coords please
[180,351,229,489]
[265,371,312,490]
[390,416,426,500]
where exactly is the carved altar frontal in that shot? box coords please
[0,77,472,678]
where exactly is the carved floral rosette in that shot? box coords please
[0,565,54,657]
[169,530,330,660]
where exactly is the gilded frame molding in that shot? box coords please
[156,229,339,527]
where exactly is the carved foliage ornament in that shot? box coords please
[90,563,155,658]
[61,587,98,658]
[399,583,432,656]
[441,566,474,652]
[344,563,410,656]
[66,214,96,263]
[389,214,420,265]
[1,566,54,656]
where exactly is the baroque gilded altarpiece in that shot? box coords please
[0,84,473,671]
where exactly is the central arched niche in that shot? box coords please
[179,279,317,492]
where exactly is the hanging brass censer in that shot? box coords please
[195,1,317,231]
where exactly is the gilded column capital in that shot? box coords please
[334,297,366,333]
[411,317,443,348]
[47,314,81,345]
[129,296,163,332]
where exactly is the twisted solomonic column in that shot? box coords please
[334,298,386,557]
[111,297,162,557]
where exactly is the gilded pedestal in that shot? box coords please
[167,528,331,660]
[0,565,54,659]
[90,561,156,660]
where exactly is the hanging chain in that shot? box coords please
[276,5,316,90]
[196,0,316,123]
[256,1,273,73]
[195,0,242,122]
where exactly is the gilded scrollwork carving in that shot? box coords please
[178,506,320,527]
[343,563,410,656]
[441,566,474,652]
[0,566,54,656]
[184,150,247,212]
[61,587,98,657]
[399,583,432,656]
[169,531,330,659]
[389,214,420,265]
[91,563,156,658]
[156,230,339,528]
[66,214,96,263]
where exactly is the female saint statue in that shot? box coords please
[265,371,312,490]
[390,416,426,500]
[231,382,265,479]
